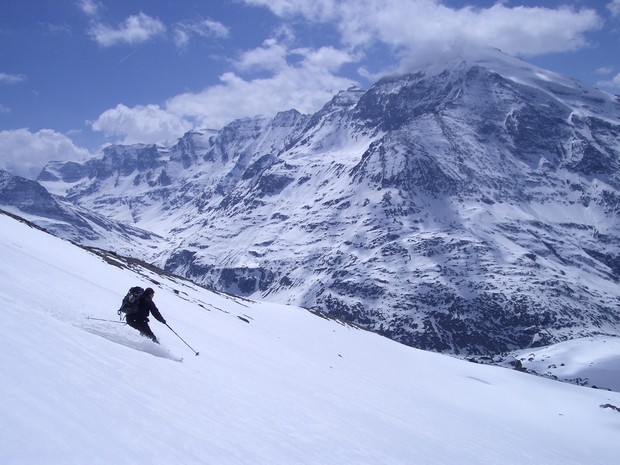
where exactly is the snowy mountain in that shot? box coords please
[2,209,620,465]
[0,169,167,256]
[29,49,620,356]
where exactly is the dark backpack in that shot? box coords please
[118,286,144,317]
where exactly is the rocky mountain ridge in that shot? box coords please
[11,49,620,355]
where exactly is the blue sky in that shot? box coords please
[1,0,619,178]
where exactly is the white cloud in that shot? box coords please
[596,71,620,89]
[0,73,27,84]
[173,18,230,48]
[296,45,358,71]
[88,13,166,47]
[608,0,620,18]
[595,66,614,75]
[77,0,102,17]
[90,104,193,145]
[245,0,337,22]
[0,129,92,180]
[234,38,289,73]
[243,0,602,69]
[44,23,72,35]
[165,40,357,129]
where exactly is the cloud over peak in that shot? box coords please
[243,0,602,70]
[63,1,617,148]
[90,104,192,146]
[0,129,92,180]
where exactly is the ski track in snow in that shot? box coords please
[79,321,183,362]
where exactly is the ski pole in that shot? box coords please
[86,317,126,324]
[166,323,200,356]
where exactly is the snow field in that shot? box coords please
[1,212,620,465]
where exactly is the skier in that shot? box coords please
[125,287,167,343]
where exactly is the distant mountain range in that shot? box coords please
[3,49,619,355]
[0,169,165,256]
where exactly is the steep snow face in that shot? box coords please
[35,51,620,356]
[2,211,620,465]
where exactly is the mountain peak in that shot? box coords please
[20,52,620,356]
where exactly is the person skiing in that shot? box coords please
[125,287,167,343]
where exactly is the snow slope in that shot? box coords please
[1,211,620,465]
[511,337,620,391]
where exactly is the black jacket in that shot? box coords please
[136,293,166,324]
